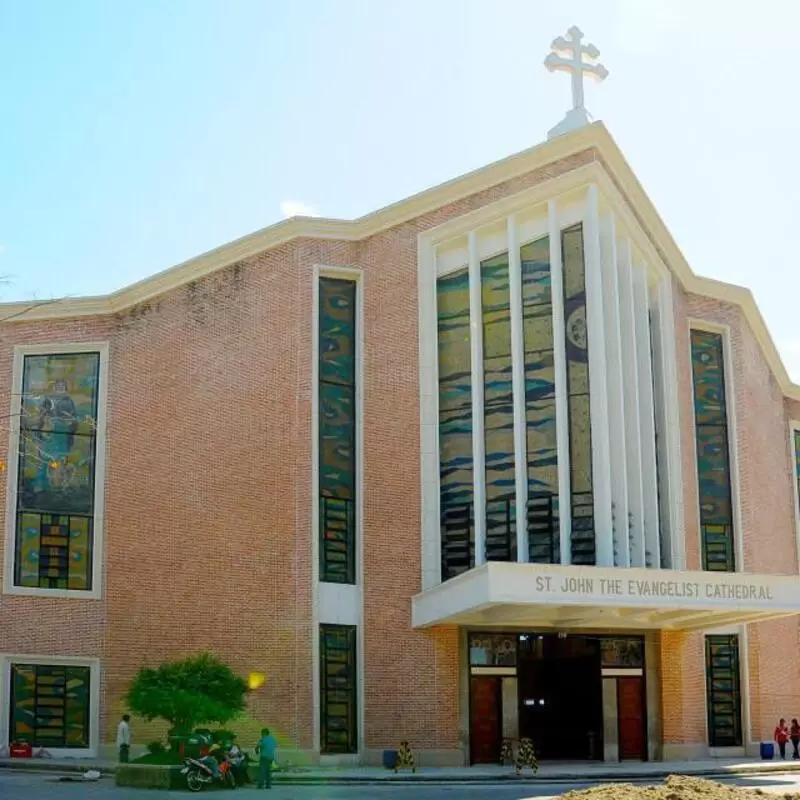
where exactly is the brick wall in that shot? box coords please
[295,148,597,753]
[6,140,800,761]
[0,149,597,757]
[673,285,800,747]
[0,316,113,740]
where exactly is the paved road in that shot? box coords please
[4,772,800,800]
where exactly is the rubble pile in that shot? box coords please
[560,776,797,800]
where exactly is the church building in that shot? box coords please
[2,28,800,765]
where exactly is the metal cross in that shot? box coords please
[544,26,608,113]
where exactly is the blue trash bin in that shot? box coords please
[383,750,398,770]
[760,741,775,760]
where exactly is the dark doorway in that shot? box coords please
[617,677,645,760]
[517,634,603,760]
[469,677,501,764]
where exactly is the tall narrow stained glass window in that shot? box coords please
[319,624,358,754]
[9,663,92,748]
[705,635,742,747]
[319,278,357,584]
[520,236,559,563]
[561,225,595,565]
[690,330,735,572]
[481,252,516,562]
[15,353,100,590]
[437,269,474,579]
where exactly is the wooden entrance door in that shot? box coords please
[617,677,645,760]
[470,677,501,764]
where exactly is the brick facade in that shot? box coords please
[2,137,800,763]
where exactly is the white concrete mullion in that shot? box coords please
[508,217,529,563]
[418,241,442,590]
[618,240,645,567]
[548,200,572,565]
[657,277,685,570]
[468,230,487,565]
[584,185,614,567]
[649,277,683,570]
[648,286,669,568]
[599,214,629,568]
[633,266,661,569]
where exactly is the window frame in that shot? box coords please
[319,624,358,755]
[315,275,359,586]
[0,653,101,757]
[687,323,742,574]
[3,342,109,599]
[789,421,800,574]
[704,633,743,748]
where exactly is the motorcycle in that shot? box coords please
[181,755,236,792]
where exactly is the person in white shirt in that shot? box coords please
[116,715,131,763]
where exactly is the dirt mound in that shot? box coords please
[560,775,800,800]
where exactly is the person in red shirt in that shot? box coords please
[775,718,790,759]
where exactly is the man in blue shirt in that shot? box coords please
[255,727,278,789]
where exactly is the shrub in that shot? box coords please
[211,729,237,745]
[125,653,249,734]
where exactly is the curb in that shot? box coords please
[0,761,112,775]
[4,760,800,784]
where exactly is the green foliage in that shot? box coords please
[116,763,184,789]
[146,740,166,756]
[131,751,180,766]
[125,653,249,734]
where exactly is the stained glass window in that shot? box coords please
[15,353,100,590]
[319,278,357,584]
[520,237,559,563]
[468,633,517,666]
[562,225,595,565]
[705,635,742,747]
[9,663,91,748]
[481,252,516,562]
[319,624,358,754]
[437,269,474,580]
[600,637,644,668]
[690,330,735,572]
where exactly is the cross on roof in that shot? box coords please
[544,26,608,140]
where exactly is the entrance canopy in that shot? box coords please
[412,562,800,631]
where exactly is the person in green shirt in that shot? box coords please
[255,728,278,789]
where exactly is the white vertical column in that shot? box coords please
[600,215,630,567]
[468,230,487,565]
[418,241,442,589]
[654,276,685,569]
[648,290,669,568]
[508,217,529,563]
[618,240,645,567]
[585,185,614,567]
[633,267,661,568]
[548,200,571,566]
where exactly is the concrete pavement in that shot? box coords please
[6,769,800,799]
[5,756,800,783]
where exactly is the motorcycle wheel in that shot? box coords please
[186,769,205,792]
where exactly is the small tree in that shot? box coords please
[125,653,249,735]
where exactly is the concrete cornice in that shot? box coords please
[4,121,799,400]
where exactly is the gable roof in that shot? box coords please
[4,122,798,400]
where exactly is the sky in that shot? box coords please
[2,0,800,375]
